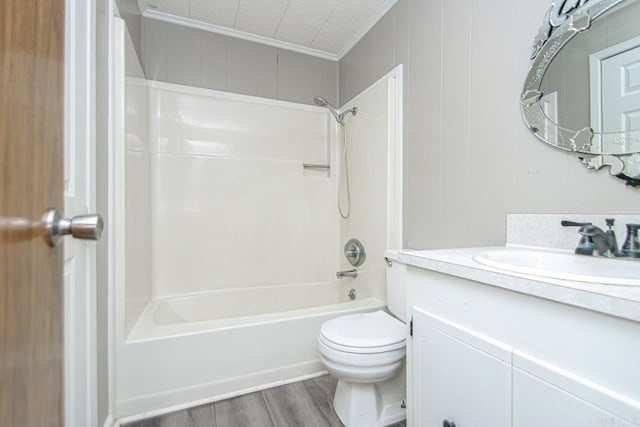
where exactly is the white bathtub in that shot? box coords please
[117,283,385,417]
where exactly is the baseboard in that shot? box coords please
[116,362,327,424]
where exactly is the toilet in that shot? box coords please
[318,251,407,427]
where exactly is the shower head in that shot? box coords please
[313,96,330,107]
[313,96,343,125]
[313,96,357,126]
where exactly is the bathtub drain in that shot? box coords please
[348,288,357,300]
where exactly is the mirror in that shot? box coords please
[521,0,640,186]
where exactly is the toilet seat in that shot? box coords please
[319,311,406,354]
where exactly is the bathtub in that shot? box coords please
[116,283,385,417]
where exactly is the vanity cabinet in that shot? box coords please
[512,365,634,427]
[411,308,511,427]
[406,266,640,427]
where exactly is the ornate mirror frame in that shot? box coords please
[521,0,640,186]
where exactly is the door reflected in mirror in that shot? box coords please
[540,0,640,134]
[521,0,640,186]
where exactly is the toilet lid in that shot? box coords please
[320,311,406,350]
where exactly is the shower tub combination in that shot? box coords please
[119,285,385,416]
[113,19,402,420]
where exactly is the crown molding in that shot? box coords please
[336,0,399,60]
[141,0,399,62]
[142,9,340,62]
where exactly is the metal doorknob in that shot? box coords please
[42,208,104,247]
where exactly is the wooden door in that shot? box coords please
[0,0,65,426]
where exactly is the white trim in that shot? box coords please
[336,0,399,60]
[390,65,404,250]
[589,35,640,132]
[113,370,328,426]
[106,2,117,426]
[142,9,339,61]
[64,0,99,425]
[341,64,403,113]
[140,0,399,62]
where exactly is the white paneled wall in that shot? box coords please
[339,0,640,250]
[141,18,339,106]
[147,83,335,297]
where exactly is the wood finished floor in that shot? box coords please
[123,375,406,427]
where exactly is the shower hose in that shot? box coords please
[338,125,351,219]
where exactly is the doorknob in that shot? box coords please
[42,208,104,247]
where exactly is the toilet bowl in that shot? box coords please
[318,310,407,427]
[318,250,408,426]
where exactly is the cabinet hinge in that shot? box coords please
[410,318,413,337]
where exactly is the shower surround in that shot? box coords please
[113,20,402,419]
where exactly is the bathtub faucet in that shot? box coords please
[336,269,358,279]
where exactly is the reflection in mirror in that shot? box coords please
[540,0,640,133]
[522,0,640,186]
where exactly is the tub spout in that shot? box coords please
[336,269,358,279]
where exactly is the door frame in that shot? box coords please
[589,35,640,131]
[64,0,99,425]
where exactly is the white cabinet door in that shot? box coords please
[513,352,639,427]
[411,307,512,427]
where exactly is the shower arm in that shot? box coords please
[338,107,358,125]
[313,96,357,126]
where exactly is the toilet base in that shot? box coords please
[332,376,406,427]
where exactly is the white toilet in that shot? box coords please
[318,251,407,427]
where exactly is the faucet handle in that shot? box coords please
[603,218,620,255]
[620,224,640,258]
[561,220,595,255]
[561,220,591,227]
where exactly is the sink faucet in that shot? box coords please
[336,269,358,279]
[577,224,616,258]
[562,219,620,258]
[561,220,595,255]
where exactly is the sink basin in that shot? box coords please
[473,248,640,286]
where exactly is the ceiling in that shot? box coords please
[137,0,397,60]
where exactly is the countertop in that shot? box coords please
[396,246,640,323]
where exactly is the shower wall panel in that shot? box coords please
[124,28,152,334]
[147,84,336,297]
[339,69,403,302]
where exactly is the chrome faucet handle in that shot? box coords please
[620,224,640,258]
[561,220,591,227]
[561,220,594,255]
[344,239,366,267]
[578,225,614,258]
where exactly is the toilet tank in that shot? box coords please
[384,250,407,322]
